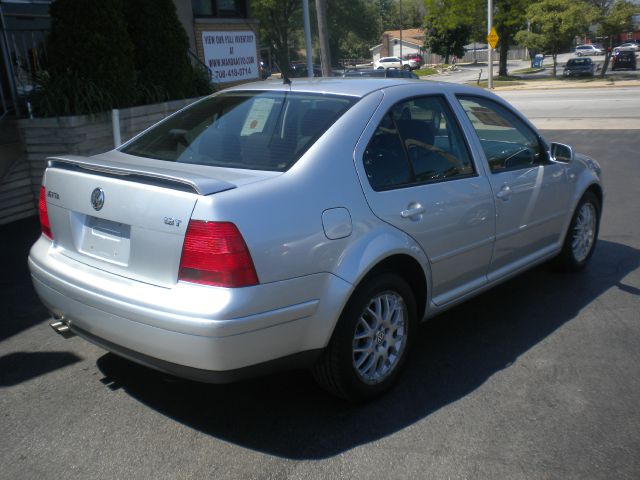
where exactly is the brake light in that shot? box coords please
[38,186,53,240]
[178,221,258,288]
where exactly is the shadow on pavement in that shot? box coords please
[0,216,50,342]
[0,351,81,386]
[96,239,639,460]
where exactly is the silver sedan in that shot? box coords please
[29,79,603,401]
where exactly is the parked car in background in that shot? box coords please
[343,68,419,79]
[612,43,640,55]
[575,44,604,56]
[563,57,596,77]
[403,54,424,69]
[31,79,603,401]
[289,62,322,78]
[374,56,413,70]
[612,50,637,70]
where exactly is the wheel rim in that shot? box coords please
[352,291,407,385]
[571,202,597,263]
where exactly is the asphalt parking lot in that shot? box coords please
[1,130,638,479]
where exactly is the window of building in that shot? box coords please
[191,0,247,18]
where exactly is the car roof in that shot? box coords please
[223,77,474,98]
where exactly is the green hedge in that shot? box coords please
[32,0,212,117]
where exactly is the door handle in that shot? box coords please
[496,185,511,201]
[400,205,425,219]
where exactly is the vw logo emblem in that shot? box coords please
[91,188,105,211]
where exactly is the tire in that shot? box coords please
[556,191,600,272]
[313,273,417,401]
[402,64,411,71]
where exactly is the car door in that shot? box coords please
[354,94,495,305]
[456,95,572,280]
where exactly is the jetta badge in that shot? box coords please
[91,187,105,211]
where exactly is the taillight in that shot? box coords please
[38,186,53,240]
[178,220,258,288]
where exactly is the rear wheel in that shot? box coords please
[556,191,600,271]
[313,273,416,401]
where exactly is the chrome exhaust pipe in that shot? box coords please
[49,316,76,339]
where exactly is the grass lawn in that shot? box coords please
[511,67,545,74]
[414,67,439,76]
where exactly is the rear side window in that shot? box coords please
[363,95,475,191]
[121,91,357,171]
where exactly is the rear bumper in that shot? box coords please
[29,236,351,376]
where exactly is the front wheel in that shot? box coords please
[556,191,600,271]
[313,273,417,401]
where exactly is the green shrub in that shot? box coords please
[31,0,212,117]
[47,0,135,108]
[29,71,114,117]
[126,0,210,102]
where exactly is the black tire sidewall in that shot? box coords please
[560,191,600,271]
[330,273,417,400]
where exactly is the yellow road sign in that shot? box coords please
[487,27,499,49]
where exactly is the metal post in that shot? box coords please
[302,0,313,78]
[488,0,493,89]
[112,109,121,148]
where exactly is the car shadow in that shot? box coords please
[95,239,639,459]
[0,351,82,387]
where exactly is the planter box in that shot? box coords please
[17,97,201,203]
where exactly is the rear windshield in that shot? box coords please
[121,91,358,171]
[567,59,590,66]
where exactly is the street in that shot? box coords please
[497,87,640,129]
[429,52,640,84]
[1,88,639,480]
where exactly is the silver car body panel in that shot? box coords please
[29,78,603,379]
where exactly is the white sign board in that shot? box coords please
[202,31,259,83]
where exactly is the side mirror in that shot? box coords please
[550,142,574,163]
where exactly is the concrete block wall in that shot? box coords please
[17,97,200,205]
[0,116,36,224]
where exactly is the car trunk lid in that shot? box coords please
[43,155,240,288]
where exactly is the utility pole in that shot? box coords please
[302,0,314,78]
[487,0,493,89]
[315,0,332,77]
[399,0,403,61]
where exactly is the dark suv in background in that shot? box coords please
[612,51,637,71]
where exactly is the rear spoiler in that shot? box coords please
[47,155,236,196]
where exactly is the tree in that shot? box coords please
[326,0,379,62]
[251,0,302,74]
[423,0,479,63]
[47,0,135,107]
[424,0,529,76]
[377,0,425,32]
[515,0,598,77]
[126,0,200,101]
[424,22,470,64]
[494,0,529,76]
[593,0,637,76]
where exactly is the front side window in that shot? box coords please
[363,96,475,191]
[458,96,546,173]
[121,91,357,171]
